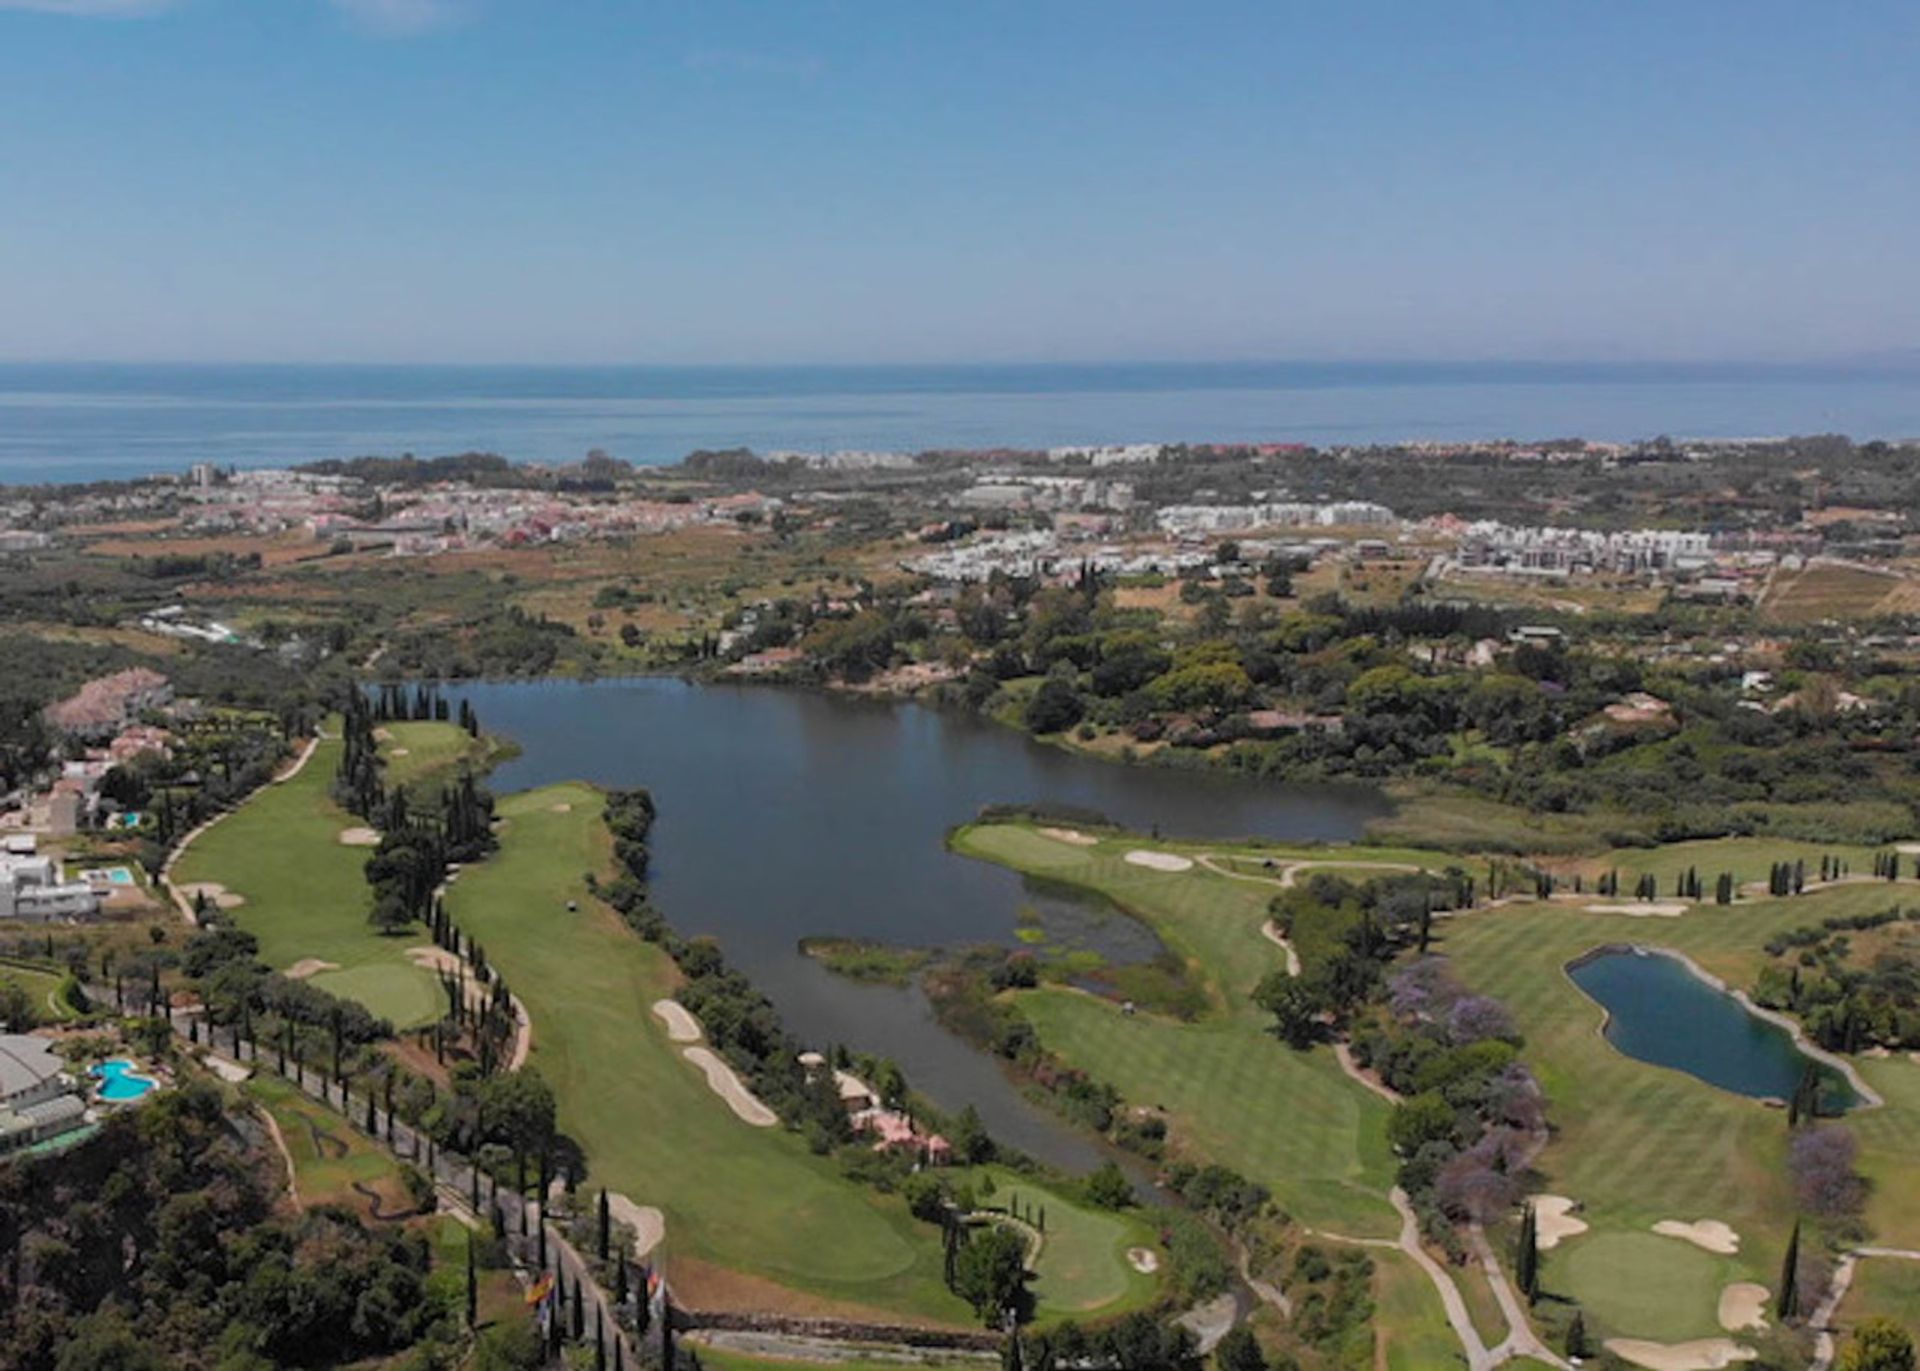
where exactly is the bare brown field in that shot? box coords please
[1761,562,1907,622]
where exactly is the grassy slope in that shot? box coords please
[442,783,966,1324]
[1438,881,1920,1342]
[951,823,1406,1237]
[381,719,494,793]
[173,733,445,1029]
[0,962,73,1023]
[246,1072,409,1213]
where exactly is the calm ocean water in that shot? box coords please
[3,360,1920,485]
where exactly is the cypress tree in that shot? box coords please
[1516,1201,1539,1303]
[572,1277,584,1339]
[1565,1311,1588,1359]
[1778,1219,1801,1320]
[465,1231,477,1327]
[599,1187,611,1261]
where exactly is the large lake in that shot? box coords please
[444,677,1385,1166]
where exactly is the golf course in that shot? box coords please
[953,817,1920,1364]
[169,725,475,1028]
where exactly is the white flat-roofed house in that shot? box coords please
[0,853,101,922]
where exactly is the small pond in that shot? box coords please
[1568,949,1859,1111]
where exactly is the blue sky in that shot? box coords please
[1,0,1916,364]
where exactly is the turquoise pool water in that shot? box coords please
[91,1059,157,1102]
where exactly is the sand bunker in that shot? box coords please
[179,882,246,910]
[1896,843,1920,855]
[338,827,381,847]
[285,958,340,980]
[1585,902,1688,917]
[1533,1195,1589,1250]
[1126,1247,1160,1274]
[550,802,573,813]
[607,1192,665,1258]
[1605,1337,1757,1371]
[1039,827,1098,847]
[390,747,410,757]
[1124,850,1194,872]
[652,999,702,1044]
[1717,1283,1768,1333]
[682,1047,778,1127]
[1653,1219,1741,1254]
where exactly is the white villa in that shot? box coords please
[0,1035,85,1154]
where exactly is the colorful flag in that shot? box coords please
[525,1271,555,1306]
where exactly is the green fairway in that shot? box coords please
[1556,1231,1736,1343]
[952,823,1405,1236]
[442,783,968,1324]
[961,1165,1161,1321]
[172,733,443,1028]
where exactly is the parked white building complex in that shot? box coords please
[1157,500,1395,535]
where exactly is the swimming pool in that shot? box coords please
[80,867,136,887]
[91,1059,158,1102]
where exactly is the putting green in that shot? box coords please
[963,1166,1160,1319]
[442,783,967,1322]
[1555,1231,1735,1343]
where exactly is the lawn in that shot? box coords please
[380,719,494,793]
[951,823,1404,1237]
[1840,1255,1920,1340]
[959,1165,1162,1322]
[690,1346,988,1371]
[172,733,444,1028]
[441,783,969,1325]
[0,960,75,1024]
[1374,1249,1475,1371]
[1436,878,1920,1342]
[1555,1231,1740,1343]
[246,1072,413,1217]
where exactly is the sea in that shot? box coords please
[4,359,1920,486]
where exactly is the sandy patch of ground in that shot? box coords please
[550,802,572,813]
[285,958,340,980]
[1260,921,1302,977]
[1896,843,1920,855]
[1717,1282,1768,1332]
[1126,1247,1160,1274]
[1534,1195,1589,1250]
[1585,902,1688,917]
[1124,849,1194,872]
[682,1047,778,1127]
[607,1192,666,1258]
[179,881,246,909]
[1604,1337,1757,1370]
[390,747,410,757]
[1039,827,1098,847]
[1653,1219,1741,1254]
[337,826,381,847]
[373,727,394,741]
[652,999,703,1044]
